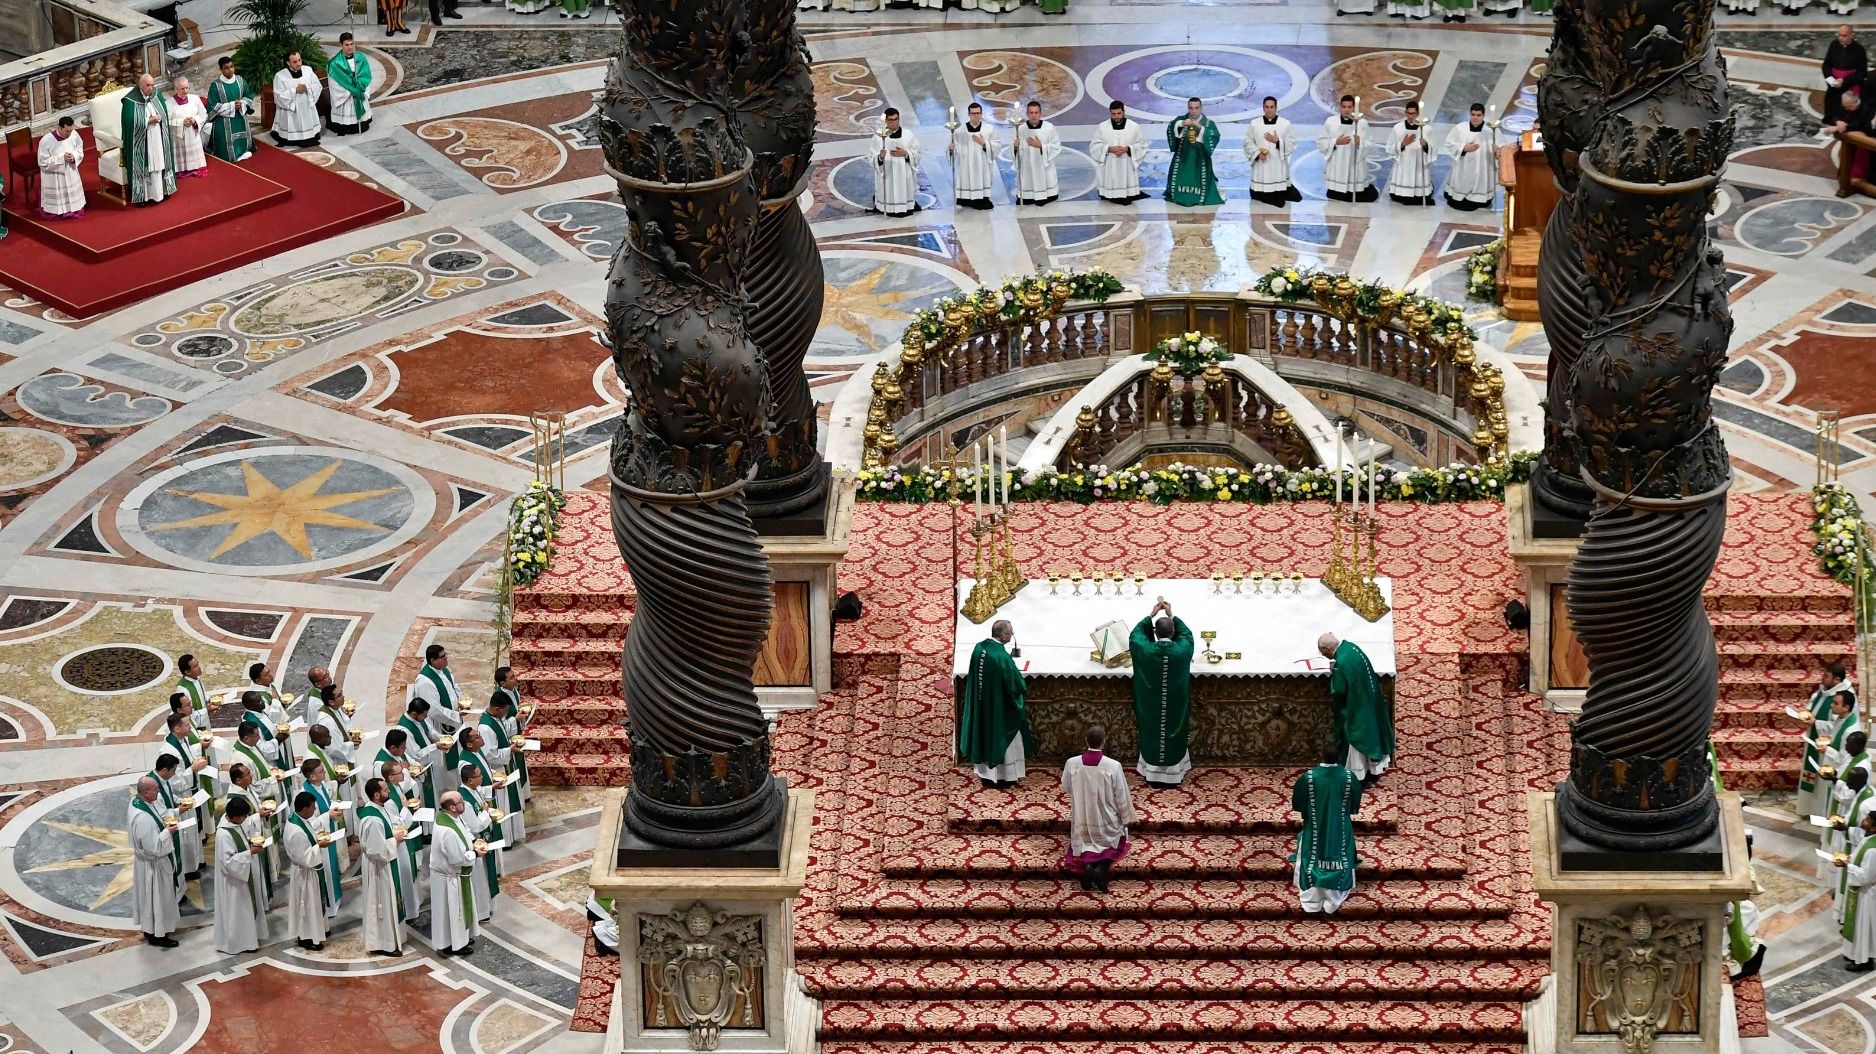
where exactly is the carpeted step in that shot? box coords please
[1712,726,1813,764]
[1706,592,1851,615]
[949,771,1400,834]
[1711,698,1812,730]
[798,956,1549,1001]
[512,591,636,615]
[522,667,625,695]
[816,996,1527,1042]
[510,608,631,641]
[522,696,626,728]
[819,1042,1527,1054]
[527,751,631,787]
[510,637,624,664]
[528,721,631,754]
[875,831,1466,881]
[842,874,1507,920]
[1714,755,1796,791]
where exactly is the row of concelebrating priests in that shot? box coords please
[129,644,534,958]
[31,39,373,220]
[1791,661,1876,972]
[871,95,1499,217]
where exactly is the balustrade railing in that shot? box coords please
[1062,364,1314,470]
[2,0,167,133]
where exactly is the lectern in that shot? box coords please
[1495,131,1559,322]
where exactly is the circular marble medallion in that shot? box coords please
[0,427,78,491]
[174,334,237,359]
[431,231,462,246]
[426,249,484,272]
[810,254,972,364]
[116,447,434,575]
[0,775,206,928]
[228,267,424,337]
[1092,46,1307,123]
[1149,66,1249,104]
[55,644,170,695]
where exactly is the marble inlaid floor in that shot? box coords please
[0,3,1869,1051]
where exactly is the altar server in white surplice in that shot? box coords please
[1246,97,1302,207]
[271,51,323,148]
[1443,104,1496,210]
[430,792,484,956]
[950,102,997,210]
[129,777,181,946]
[1318,95,1376,202]
[36,118,86,218]
[282,792,330,948]
[168,78,209,177]
[1059,725,1135,895]
[1014,100,1062,205]
[872,107,921,217]
[214,797,265,953]
[356,778,410,957]
[1384,100,1435,206]
[1089,100,1148,204]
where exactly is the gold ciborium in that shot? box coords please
[1200,630,1222,664]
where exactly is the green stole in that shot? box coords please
[434,812,478,932]
[218,824,257,913]
[356,804,406,918]
[491,694,530,792]
[1163,115,1223,206]
[958,639,1034,766]
[1846,834,1876,942]
[167,733,214,810]
[147,768,178,813]
[419,664,459,713]
[1128,616,1195,767]
[378,770,425,880]
[1842,787,1876,901]
[399,716,438,809]
[234,740,275,791]
[461,792,502,897]
[328,52,371,105]
[179,678,211,732]
[205,76,254,161]
[288,812,332,912]
[228,787,274,900]
[479,714,525,813]
[303,783,344,905]
[132,795,181,879]
[118,90,177,204]
[257,686,295,767]
[319,704,352,738]
[1290,764,1361,892]
[307,739,353,823]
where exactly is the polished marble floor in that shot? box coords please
[0,3,1870,1050]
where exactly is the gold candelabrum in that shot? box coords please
[1324,505,1391,623]
[961,512,1026,623]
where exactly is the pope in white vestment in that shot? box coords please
[1246,101,1303,206]
[282,799,330,946]
[430,794,482,954]
[271,55,324,148]
[872,109,921,217]
[36,125,86,218]
[213,802,265,953]
[949,107,998,209]
[168,83,209,177]
[128,779,181,943]
[1443,108,1496,210]
[1014,105,1063,206]
[1384,107,1435,205]
[1059,735,1135,892]
[1089,104,1147,204]
[1318,104,1377,202]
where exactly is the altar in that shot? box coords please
[952,577,1397,768]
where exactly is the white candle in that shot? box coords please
[1369,446,1378,517]
[999,424,1009,506]
[1334,425,1344,506]
[973,442,983,520]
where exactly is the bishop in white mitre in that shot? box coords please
[950,102,997,209]
[1443,103,1495,210]
[1318,96,1377,202]
[271,52,323,148]
[1384,101,1435,206]
[129,776,182,946]
[1244,97,1302,206]
[168,78,208,177]
[214,796,266,953]
[1014,100,1062,205]
[873,107,921,217]
[356,777,410,956]
[36,118,86,218]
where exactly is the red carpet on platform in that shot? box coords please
[0,136,403,318]
[529,492,1847,1051]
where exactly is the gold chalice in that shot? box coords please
[1211,572,1224,594]
[1816,736,1832,750]
[1069,572,1083,596]
[1200,630,1221,664]
[178,795,195,811]
[1185,121,1199,143]
[1837,852,1852,867]
[1132,571,1146,596]
[1832,813,1847,828]
[1091,571,1106,595]
[489,808,505,823]
[1231,572,1244,594]
[1250,571,1266,593]
[1822,766,1840,780]
[342,700,358,717]
[1290,572,1305,593]
[438,735,455,750]
[1048,571,1062,595]
[473,838,489,852]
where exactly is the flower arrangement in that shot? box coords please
[1144,331,1230,376]
[905,269,1126,348]
[507,479,566,587]
[1812,483,1876,614]
[855,451,1536,506]
[1253,266,1312,304]
[1466,240,1503,303]
[1252,266,1478,345]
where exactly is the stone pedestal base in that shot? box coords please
[592,789,819,1054]
[1527,791,1753,1054]
[755,480,853,717]
[1507,484,1587,713]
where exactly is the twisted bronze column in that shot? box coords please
[1546,0,1737,859]
[600,0,783,854]
[734,0,831,522]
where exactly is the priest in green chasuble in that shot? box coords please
[120,74,177,206]
[958,619,1035,788]
[1320,633,1394,781]
[1291,748,1362,914]
[1164,97,1224,207]
[1130,598,1195,786]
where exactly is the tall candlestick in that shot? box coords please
[973,442,983,521]
[998,424,1009,507]
[1334,425,1344,506]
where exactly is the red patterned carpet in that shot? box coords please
[525,491,1848,1050]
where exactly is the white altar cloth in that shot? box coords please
[952,577,1397,679]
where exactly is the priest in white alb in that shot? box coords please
[1384,100,1435,206]
[1246,96,1302,207]
[129,776,182,947]
[431,791,485,956]
[412,643,465,732]
[214,796,266,953]
[1318,95,1377,202]
[1844,810,1876,971]
[1014,99,1062,206]
[326,33,373,136]
[36,117,85,219]
[949,102,997,210]
[1059,725,1135,894]
[282,791,331,949]
[1089,100,1147,204]
[1443,103,1495,210]
[872,107,921,217]
[271,51,323,148]
[356,777,410,957]
[168,77,208,178]
[379,760,428,923]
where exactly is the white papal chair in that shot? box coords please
[89,83,135,205]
